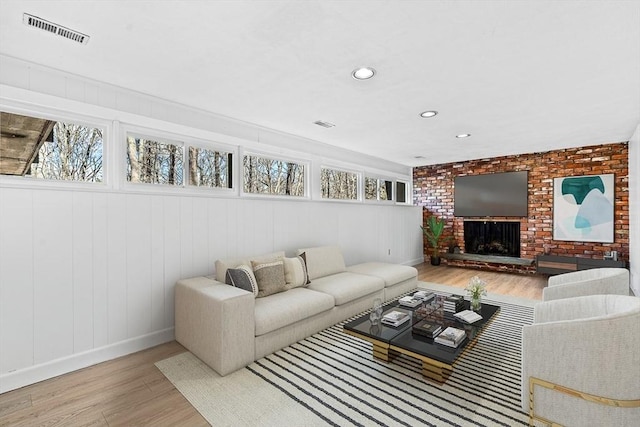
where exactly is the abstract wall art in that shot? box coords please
[553,174,614,242]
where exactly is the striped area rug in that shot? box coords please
[157,288,534,427]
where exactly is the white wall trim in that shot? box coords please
[0,328,174,394]
[629,124,639,296]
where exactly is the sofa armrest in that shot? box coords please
[175,277,255,376]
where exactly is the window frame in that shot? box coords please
[364,175,395,203]
[124,130,186,189]
[0,104,110,191]
[239,148,309,200]
[120,124,239,196]
[0,100,412,205]
[395,179,411,205]
[319,164,362,203]
[185,140,237,194]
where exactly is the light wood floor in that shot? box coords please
[0,263,548,426]
[416,262,546,300]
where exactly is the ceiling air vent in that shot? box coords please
[23,13,89,45]
[314,120,336,128]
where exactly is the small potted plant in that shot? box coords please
[421,215,445,265]
[465,276,487,312]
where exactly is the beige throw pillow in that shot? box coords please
[283,256,309,290]
[252,258,286,298]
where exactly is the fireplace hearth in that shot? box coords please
[464,221,520,258]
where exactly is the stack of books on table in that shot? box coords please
[412,319,442,339]
[398,296,422,308]
[443,295,464,314]
[434,327,467,348]
[381,310,411,327]
[412,290,435,302]
[453,309,483,324]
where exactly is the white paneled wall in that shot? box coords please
[0,187,421,391]
[0,54,421,392]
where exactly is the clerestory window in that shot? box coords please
[0,111,103,182]
[188,146,232,189]
[242,154,305,196]
[126,134,184,186]
[321,167,358,200]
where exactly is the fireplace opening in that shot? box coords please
[463,221,521,258]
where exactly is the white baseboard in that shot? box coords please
[0,328,175,394]
[405,257,424,266]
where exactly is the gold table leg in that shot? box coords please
[344,329,455,383]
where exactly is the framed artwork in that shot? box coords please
[553,174,614,242]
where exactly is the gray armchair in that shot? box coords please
[543,267,629,301]
[521,294,640,426]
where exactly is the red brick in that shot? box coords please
[413,142,629,273]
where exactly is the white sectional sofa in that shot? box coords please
[175,245,418,376]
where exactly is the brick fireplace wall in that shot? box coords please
[413,142,629,273]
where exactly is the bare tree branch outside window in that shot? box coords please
[126,136,183,185]
[188,146,231,188]
[243,154,304,196]
[364,176,393,201]
[31,122,103,182]
[365,177,377,200]
[0,111,104,182]
[321,167,358,200]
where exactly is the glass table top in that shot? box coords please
[343,294,500,366]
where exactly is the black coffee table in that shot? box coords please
[343,294,500,383]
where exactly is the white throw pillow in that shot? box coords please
[283,256,309,290]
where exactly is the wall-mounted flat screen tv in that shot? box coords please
[454,171,528,217]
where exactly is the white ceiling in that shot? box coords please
[0,0,638,167]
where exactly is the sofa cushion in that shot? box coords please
[283,256,309,290]
[347,262,417,287]
[225,265,258,297]
[308,272,384,305]
[254,288,335,336]
[252,258,286,298]
[215,251,285,282]
[297,245,346,280]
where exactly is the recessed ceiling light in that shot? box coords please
[456,133,471,138]
[419,111,438,118]
[414,156,425,159]
[314,120,335,128]
[352,67,376,80]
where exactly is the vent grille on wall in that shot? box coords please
[23,13,89,45]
